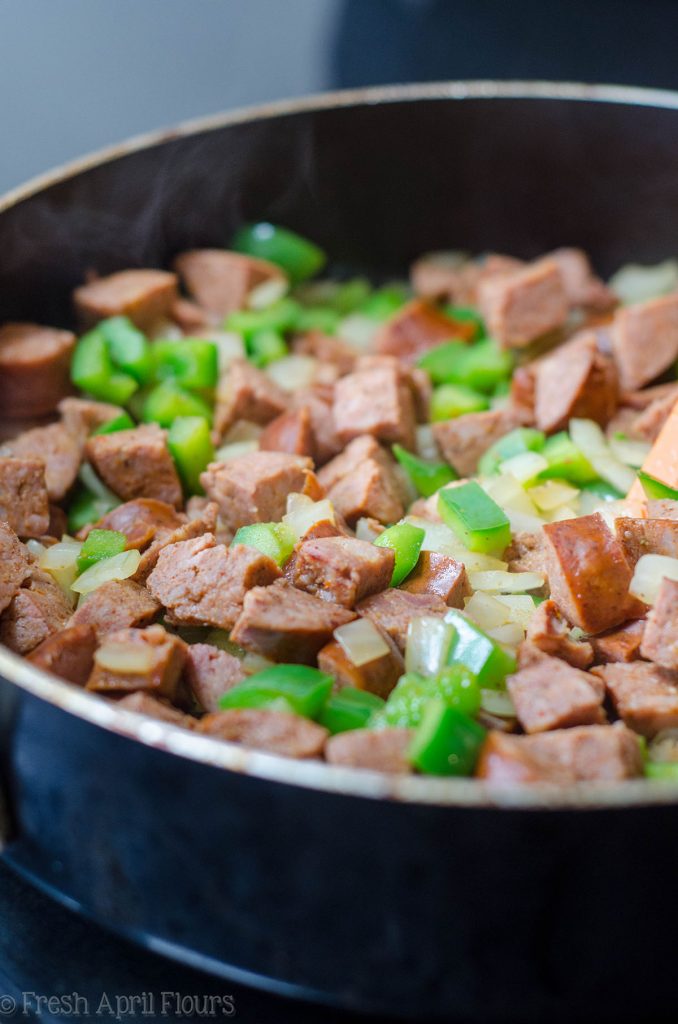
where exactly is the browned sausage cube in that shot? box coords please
[134,502,218,582]
[589,619,645,664]
[0,569,72,654]
[293,536,394,608]
[524,599,593,670]
[317,435,404,526]
[401,551,469,608]
[28,623,97,686]
[0,521,30,614]
[184,642,246,713]
[640,578,678,670]
[87,624,187,700]
[375,299,474,362]
[0,323,75,419]
[85,424,183,508]
[230,579,355,664]
[173,249,285,319]
[259,406,316,458]
[81,497,185,549]
[73,269,178,331]
[69,579,160,637]
[534,332,619,433]
[198,708,328,759]
[356,589,447,653]
[0,458,50,537]
[325,728,414,773]
[293,331,357,375]
[317,626,404,700]
[477,260,568,349]
[116,691,195,728]
[594,661,678,737]
[213,359,289,440]
[292,389,342,465]
[58,397,126,438]
[543,248,616,311]
[610,293,678,390]
[433,406,525,478]
[3,421,83,502]
[332,365,416,449]
[631,388,678,443]
[507,655,604,734]
[543,513,644,634]
[615,516,678,566]
[201,451,319,534]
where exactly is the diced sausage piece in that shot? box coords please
[318,626,404,698]
[116,691,195,728]
[401,551,469,608]
[230,579,355,664]
[615,516,678,567]
[332,365,416,449]
[28,623,97,686]
[410,253,470,301]
[318,434,388,491]
[375,299,474,363]
[58,397,125,438]
[544,248,617,311]
[628,401,678,502]
[213,359,289,440]
[147,534,280,629]
[543,513,644,633]
[640,578,678,670]
[476,723,643,783]
[293,331,357,375]
[0,323,76,418]
[73,269,178,331]
[507,655,604,734]
[184,642,246,713]
[259,406,315,458]
[594,661,678,737]
[589,619,645,664]
[354,354,432,423]
[86,624,187,700]
[433,406,525,478]
[509,363,537,423]
[3,422,82,501]
[524,599,594,669]
[168,296,211,333]
[85,424,183,508]
[506,531,549,579]
[534,332,619,433]
[80,497,185,548]
[290,389,341,465]
[69,579,160,637]
[325,728,414,774]
[0,458,50,537]
[0,522,30,614]
[646,500,678,522]
[632,387,678,443]
[356,589,447,652]
[198,708,328,759]
[0,569,72,653]
[173,249,285,319]
[610,294,678,390]
[134,502,218,582]
[317,436,405,527]
[201,451,318,534]
[46,504,68,540]
[478,260,568,349]
[293,536,394,608]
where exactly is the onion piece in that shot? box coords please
[337,313,379,350]
[415,424,440,462]
[26,539,47,559]
[569,418,636,493]
[468,570,545,594]
[405,616,455,677]
[608,435,651,468]
[207,331,246,373]
[214,440,259,462]
[39,539,83,600]
[94,641,155,674]
[588,454,636,494]
[629,554,678,605]
[242,651,276,675]
[283,494,335,540]
[546,504,578,522]
[78,461,118,502]
[464,592,509,630]
[265,354,317,392]
[222,420,263,443]
[355,517,382,542]
[334,618,390,667]
[499,451,549,484]
[609,260,678,305]
[403,515,508,571]
[247,276,289,310]
[480,688,516,718]
[486,622,524,646]
[493,594,536,629]
[528,480,580,512]
[481,474,540,516]
[71,549,141,594]
[648,728,678,764]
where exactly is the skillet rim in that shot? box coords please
[3,78,678,810]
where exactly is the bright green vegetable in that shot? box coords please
[232,222,326,283]
[219,664,333,718]
[92,412,135,435]
[232,522,296,567]
[645,761,678,781]
[409,699,486,776]
[430,384,489,421]
[142,381,212,427]
[101,316,152,384]
[319,688,385,735]
[438,481,511,554]
[152,338,219,390]
[225,297,302,338]
[67,488,119,534]
[360,284,409,321]
[420,339,512,392]
[417,341,467,384]
[581,479,624,502]
[167,416,214,495]
[247,329,289,368]
[445,609,517,689]
[293,306,341,334]
[374,522,425,586]
[392,444,457,498]
[638,470,678,501]
[378,666,480,729]
[76,529,127,575]
[71,329,138,405]
[331,278,372,313]
[537,432,598,485]
[443,304,486,340]
[478,427,546,476]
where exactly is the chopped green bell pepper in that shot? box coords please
[438,481,511,554]
[142,381,212,427]
[232,222,326,283]
[581,479,624,502]
[152,338,218,390]
[225,297,302,338]
[360,284,409,321]
[645,761,678,780]
[430,383,489,421]
[418,341,467,384]
[392,444,457,498]
[442,304,486,340]
[637,470,678,501]
[478,427,546,476]
[373,522,425,586]
[319,687,385,735]
[409,699,486,776]
[537,431,598,485]
[167,416,214,495]
[71,329,138,405]
[76,528,127,574]
[293,306,341,334]
[219,664,333,718]
[101,316,152,384]
[92,412,135,435]
[444,609,517,689]
[67,488,120,533]
[377,665,480,729]
[232,521,296,567]
[247,328,289,368]
[420,339,512,393]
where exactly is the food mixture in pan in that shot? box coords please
[2,225,678,784]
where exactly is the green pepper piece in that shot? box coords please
[637,470,678,501]
[225,297,302,338]
[360,284,409,321]
[392,444,456,498]
[91,412,136,436]
[142,381,212,427]
[373,522,425,586]
[438,481,511,554]
[101,316,152,384]
[319,688,385,735]
[232,521,296,567]
[219,664,333,718]
[444,609,517,689]
[232,222,326,283]
[537,432,598,485]
[430,383,489,421]
[380,665,480,729]
[247,329,289,368]
[442,304,486,340]
[478,427,546,476]
[409,699,486,776]
[76,528,127,574]
[420,338,512,392]
[152,338,219,390]
[293,306,341,334]
[71,329,138,405]
[167,416,215,495]
[580,479,624,502]
[645,761,678,780]
[331,278,372,314]
[67,487,119,533]
[418,341,467,384]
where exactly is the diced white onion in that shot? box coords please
[609,260,678,305]
[608,435,651,469]
[403,514,508,571]
[208,332,247,373]
[546,504,578,522]
[265,354,317,391]
[415,424,441,462]
[94,642,155,674]
[648,728,678,764]
[405,616,455,676]
[283,495,335,540]
[242,651,276,674]
[469,570,545,594]
[355,517,382,542]
[589,454,636,494]
[247,276,289,310]
[493,594,536,629]
[336,313,379,350]
[464,592,509,630]
[39,539,83,600]
[528,480,580,512]
[569,418,636,493]
[26,539,47,559]
[222,419,263,443]
[78,462,118,502]
[504,507,545,533]
[334,618,390,666]
[629,553,678,605]
[71,549,141,594]
[214,440,259,462]
[481,475,543,527]
[480,688,516,718]
[499,451,549,484]
[569,417,608,457]
[486,622,524,646]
